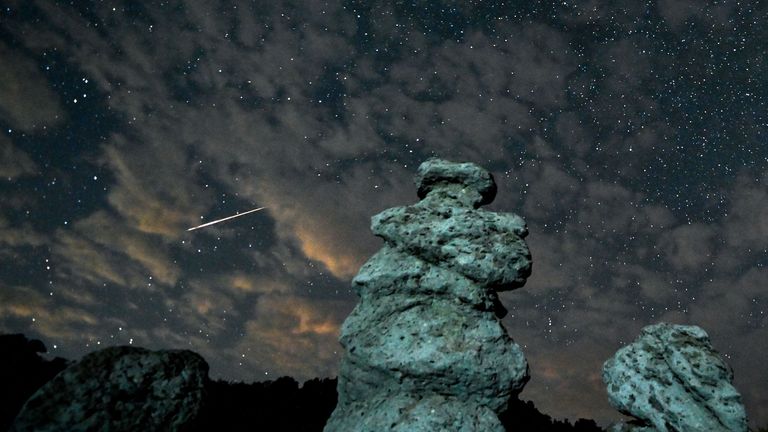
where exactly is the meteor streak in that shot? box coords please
[187,206,266,231]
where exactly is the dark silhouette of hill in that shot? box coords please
[197,376,603,431]
[195,376,338,431]
[498,397,602,431]
[0,333,604,430]
[0,334,72,431]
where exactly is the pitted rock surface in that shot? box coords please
[11,346,208,432]
[602,323,748,432]
[324,158,532,432]
[415,158,497,206]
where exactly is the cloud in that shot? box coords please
[52,210,180,289]
[175,280,240,335]
[232,294,350,381]
[690,266,766,335]
[11,4,578,287]
[520,342,623,424]
[0,217,46,251]
[228,272,291,294]
[0,285,99,340]
[52,230,130,287]
[101,141,211,239]
[0,41,64,131]
[557,1,651,29]
[366,23,575,164]
[503,284,646,425]
[726,328,768,424]
[15,1,385,283]
[657,223,717,272]
[0,136,39,179]
[521,161,581,220]
[293,226,364,279]
[658,0,735,31]
[722,173,768,255]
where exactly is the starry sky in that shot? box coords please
[1,0,766,427]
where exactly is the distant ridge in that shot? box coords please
[1,333,603,431]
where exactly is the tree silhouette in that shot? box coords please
[0,334,71,430]
[195,376,337,431]
[14,333,768,431]
[498,396,603,431]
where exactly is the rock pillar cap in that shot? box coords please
[415,158,497,206]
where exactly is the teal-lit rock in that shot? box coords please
[325,158,532,432]
[602,323,748,432]
[11,346,208,432]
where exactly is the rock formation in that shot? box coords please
[602,323,748,432]
[324,158,532,431]
[11,346,208,432]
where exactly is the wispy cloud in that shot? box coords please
[0,41,64,131]
[0,285,99,340]
[0,137,38,179]
[52,210,181,288]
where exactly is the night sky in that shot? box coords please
[1,0,766,427]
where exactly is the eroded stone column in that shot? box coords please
[325,158,532,431]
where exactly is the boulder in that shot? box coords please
[602,323,748,432]
[11,346,208,432]
[324,158,532,431]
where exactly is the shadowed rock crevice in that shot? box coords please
[325,158,533,431]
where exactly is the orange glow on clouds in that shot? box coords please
[295,226,363,279]
[293,304,339,336]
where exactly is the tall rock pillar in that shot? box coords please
[325,158,532,431]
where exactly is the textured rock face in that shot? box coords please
[12,346,208,432]
[602,323,748,432]
[325,158,532,432]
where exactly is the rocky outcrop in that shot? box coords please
[324,158,532,431]
[602,323,748,432]
[11,346,208,432]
